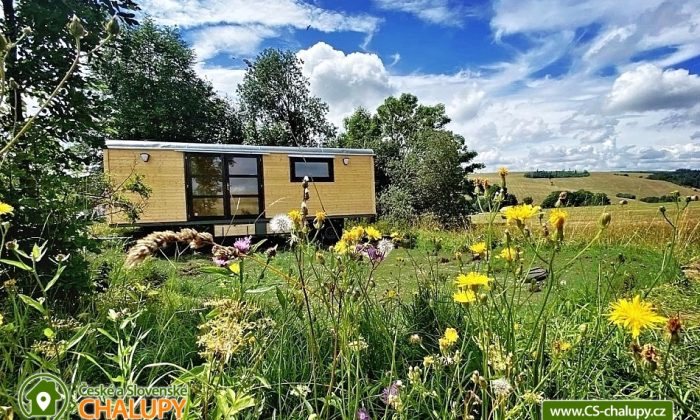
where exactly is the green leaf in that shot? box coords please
[96,328,118,344]
[200,266,231,275]
[245,285,276,294]
[275,286,287,310]
[0,258,32,271]
[43,327,55,339]
[18,294,46,315]
[65,325,89,351]
[45,265,66,292]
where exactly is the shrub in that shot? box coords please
[647,169,700,189]
[615,192,636,199]
[541,189,610,208]
[522,196,534,205]
[640,195,681,203]
[523,169,590,178]
[378,185,416,227]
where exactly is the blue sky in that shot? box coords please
[142,0,700,171]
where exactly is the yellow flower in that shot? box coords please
[453,289,476,304]
[469,242,487,255]
[455,272,491,288]
[423,355,435,367]
[314,211,326,223]
[0,202,14,216]
[229,262,240,275]
[443,327,459,344]
[499,247,518,262]
[552,340,572,355]
[498,167,509,177]
[548,208,568,230]
[365,226,382,240]
[333,240,349,254]
[288,210,303,228]
[500,204,540,225]
[342,226,365,243]
[608,295,666,338]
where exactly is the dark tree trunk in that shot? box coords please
[2,0,23,122]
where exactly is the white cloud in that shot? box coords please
[142,0,382,56]
[373,0,466,26]
[194,63,246,98]
[190,25,278,60]
[296,42,394,125]
[606,64,700,112]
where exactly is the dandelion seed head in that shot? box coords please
[270,214,293,233]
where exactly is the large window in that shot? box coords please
[290,157,334,182]
[186,154,262,219]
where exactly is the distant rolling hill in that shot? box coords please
[478,172,698,205]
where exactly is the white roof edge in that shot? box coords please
[104,139,374,156]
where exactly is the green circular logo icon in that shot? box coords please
[17,372,70,418]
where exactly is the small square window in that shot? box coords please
[290,157,334,182]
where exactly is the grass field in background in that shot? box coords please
[477,171,698,204]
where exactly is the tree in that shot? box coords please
[97,19,241,143]
[340,94,484,224]
[0,1,138,295]
[238,49,336,146]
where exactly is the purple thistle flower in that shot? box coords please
[356,407,371,420]
[380,381,401,404]
[233,236,252,255]
[365,245,384,263]
[212,257,229,267]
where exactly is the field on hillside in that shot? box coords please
[478,172,698,204]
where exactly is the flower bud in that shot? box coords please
[21,26,33,36]
[5,240,18,251]
[598,212,611,228]
[658,206,666,214]
[105,16,120,36]
[67,15,86,39]
[666,315,682,344]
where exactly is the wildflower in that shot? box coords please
[265,244,278,258]
[233,236,251,255]
[3,279,18,294]
[365,226,382,240]
[0,201,14,215]
[356,407,371,420]
[443,328,459,345]
[666,314,682,344]
[288,210,303,229]
[501,204,540,227]
[549,208,567,241]
[608,295,666,338]
[499,247,519,262]
[453,289,477,304]
[343,226,365,243]
[552,340,572,356]
[640,344,660,371]
[490,378,513,399]
[455,272,491,289]
[229,262,241,275]
[381,381,403,409]
[407,366,422,385]
[290,384,311,398]
[333,240,349,254]
[423,355,435,367]
[498,166,509,178]
[314,211,326,224]
[347,337,369,352]
[522,391,544,405]
[270,214,293,233]
[5,240,18,251]
[377,239,394,258]
[469,242,487,256]
[409,334,422,345]
[599,212,612,228]
[384,289,398,300]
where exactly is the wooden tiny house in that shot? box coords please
[103,140,376,236]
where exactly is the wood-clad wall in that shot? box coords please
[262,154,376,217]
[105,149,187,224]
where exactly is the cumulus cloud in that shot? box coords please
[606,64,700,112]
[296,42,394,124]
